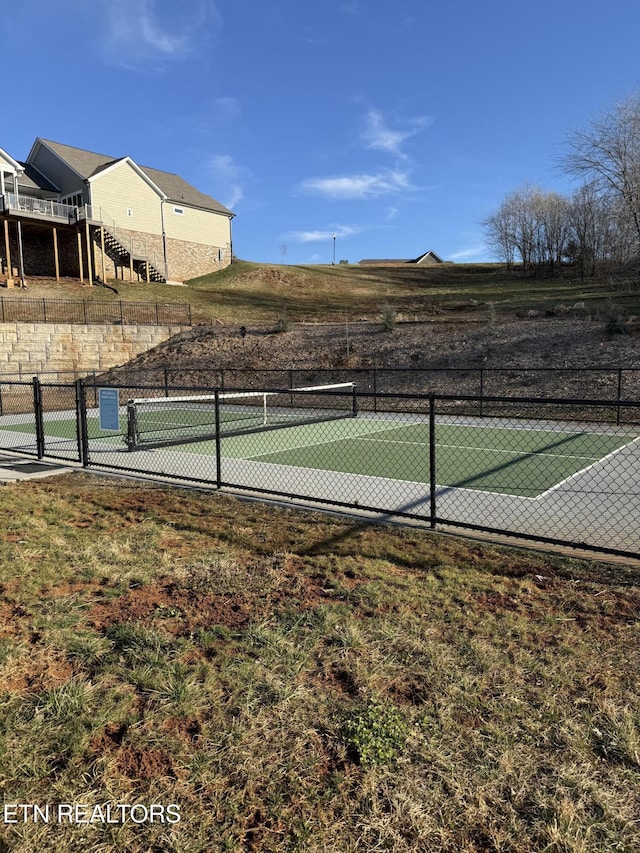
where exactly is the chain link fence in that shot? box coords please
[0,377,638,560]
[0,296,192,326]
[98,365,640,422]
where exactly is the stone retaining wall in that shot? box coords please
[0,322,186,379]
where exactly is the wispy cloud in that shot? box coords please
[448,243,487,261]
[209,154,250,210]
[296,107,429,204]
[287,225,361,243]
[299,170,413,200]
[213,97,242,122]
[101,0,220,70]
[362,108,432,155]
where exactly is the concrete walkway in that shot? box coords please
[0,453,76,482]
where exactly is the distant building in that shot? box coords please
[358,250,446,266]
[0,138,234,286]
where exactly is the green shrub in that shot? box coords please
[380,306,397,332]
[343,700,409,766]
[275,310,289,333]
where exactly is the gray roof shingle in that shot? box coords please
[18,161,59,193]
[36,139,234,217]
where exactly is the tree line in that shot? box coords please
[484,94,640,276]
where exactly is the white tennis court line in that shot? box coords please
[235,426,555,499]
[534,435,640,500]
[361,435,599,462]
[229,418,633,500]
[229,418,407,458]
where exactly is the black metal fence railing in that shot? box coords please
[97,366,640,426]
[0,377,639,561]
[0,297,192,327]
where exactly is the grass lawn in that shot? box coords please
[0,473,638,852]
[12,261,640,326]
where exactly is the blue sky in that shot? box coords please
[3,0,640,266]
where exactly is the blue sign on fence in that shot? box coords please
[98,388,120,431]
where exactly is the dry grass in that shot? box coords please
[12,261,640,327]
[0,473,638,851]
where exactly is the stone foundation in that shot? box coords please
[91,227,231,283]
[0,322,186,379]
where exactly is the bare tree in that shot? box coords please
[482,205,516,269]
[562,94,640,249]
[484,186,572,274]
[536,191,570,274]
[508,186,539,272]
[567,183,605,276]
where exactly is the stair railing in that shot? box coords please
[90,205,165,281]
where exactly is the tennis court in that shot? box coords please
[1,390,639,555]
[209,416,634,498]
[1,406,636,498]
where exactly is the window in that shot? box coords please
[62,192,84,208]
[173,207,184,215]
[127,208,134,217]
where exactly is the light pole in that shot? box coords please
[332,233,336,265]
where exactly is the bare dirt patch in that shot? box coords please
[115,743,178,782]
[86,556,350,637]
[105,314,640,400]
[1,647,74,694]
[87,576,255,634]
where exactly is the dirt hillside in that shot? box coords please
[107,313,640,400]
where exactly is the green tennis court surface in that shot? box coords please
[1,414,636,498]
[1,417,123,441]
[205,417,635,498]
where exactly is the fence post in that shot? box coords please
[373,368,378,413]
[75,378,89,466]
[479,368,484,418]
[214,390,222,488]
[429,393,437,529]
[617,368,622,426]
[32,377,45,459]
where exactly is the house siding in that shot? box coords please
[90,161,163,235]
[30,144,84,198]
[164,201,231,247]
[0,153,18,173]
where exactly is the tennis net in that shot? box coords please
[125,382,357,450]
